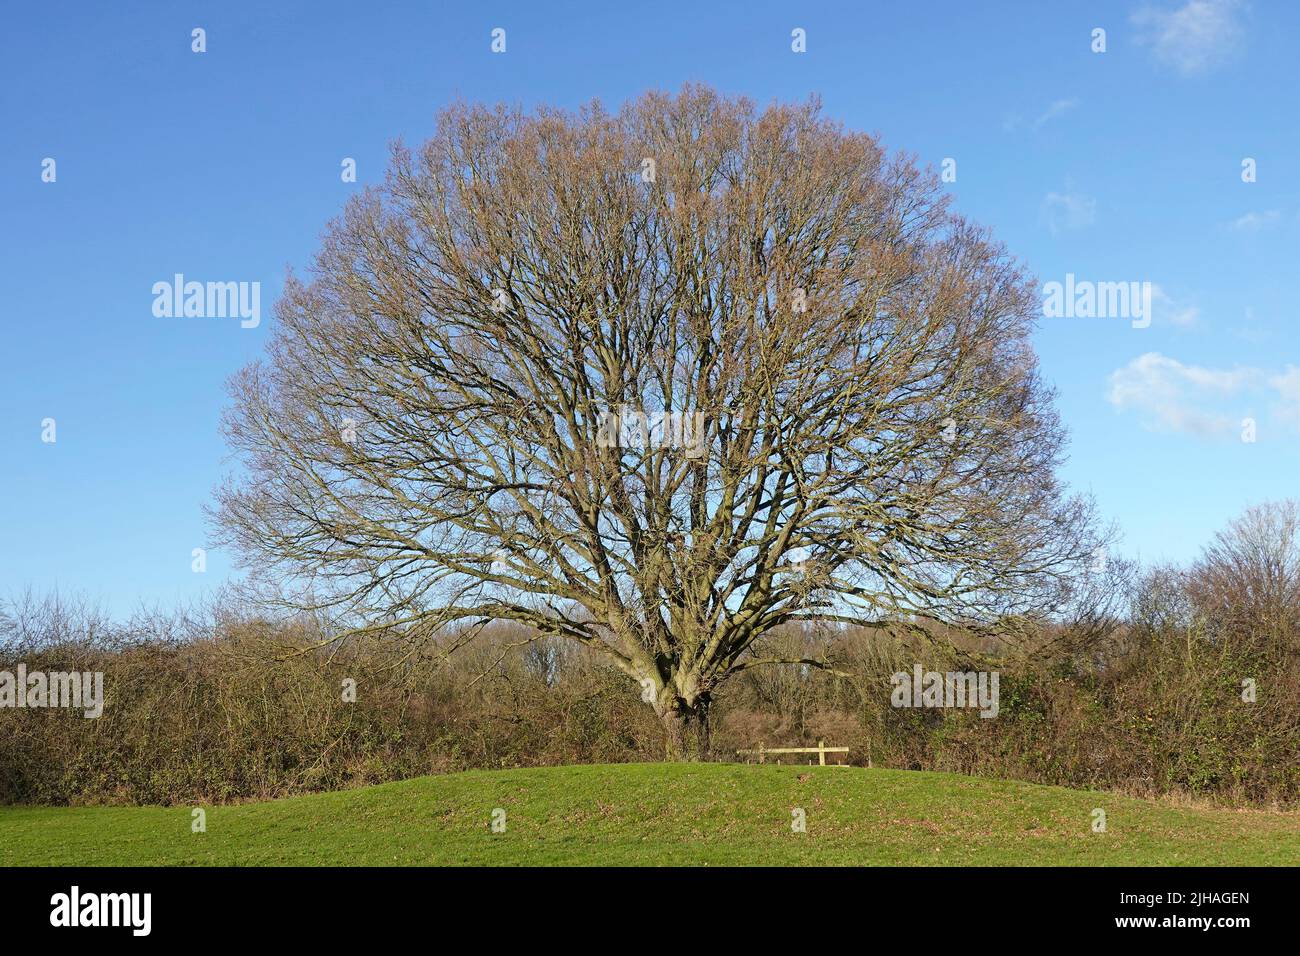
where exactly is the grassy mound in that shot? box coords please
[2,763,1296,866]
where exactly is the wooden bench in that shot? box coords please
[737,739,851,766]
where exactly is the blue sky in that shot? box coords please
[3,0,1297,616]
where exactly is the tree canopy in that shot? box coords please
[215,85,1102,756]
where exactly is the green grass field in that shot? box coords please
[2,763,1296,866]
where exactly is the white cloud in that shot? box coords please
[1268,366,1300,428]
[1005,98,1081,133]
[1042,188,1097,234]
[1107,352,1258,437]
[1228,210,1280,232]
[1132,0,1247,75]
[1034,98,1080,128]
[1149,284,1199,327]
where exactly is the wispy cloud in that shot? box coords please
[1228,209,1280,232]
[1149,284,1199,327]
[1042,185,1097,234]
[1004,98,1081,133]
[1231,306,1271,343]
[1268,366,1300,429]
[1132,0,1247,75]
[1034,98,1080,128]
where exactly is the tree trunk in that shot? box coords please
[660,696,712,761]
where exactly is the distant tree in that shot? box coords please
[214,85,1103,758]
[1187,499,1300,654]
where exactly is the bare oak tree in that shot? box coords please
[215,86,1102,758]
